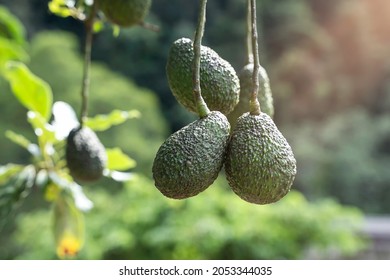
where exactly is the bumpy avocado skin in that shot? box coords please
[166,38,240,115]
[228,63,274,128]
[66,127,107,182]
[152,111,230,199]
[97,0,152,27]
[225,113,296,204]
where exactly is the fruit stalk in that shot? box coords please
[249,0,261,115]
[246,0,253,65]
[80,2,98,127]
[192,0,211,118]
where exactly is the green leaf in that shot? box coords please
[4,62,53,121]
[5,130,31,149]
[0,6,27,46]
[85,109,140,131]
[0,38,28,70]
[0,164,24,185]
[5,130,40,156]
[0,165,35,226]
[48,0,87,20]
[106,148,137,171]
[27,111,56,145]
[48,0,73,18]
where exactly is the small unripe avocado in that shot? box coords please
[152,111,230,199]
[228,63,274,127]
[225,113,296,204]
[166,38,240,115]
[66,126,107,182]
[97,0,152,27]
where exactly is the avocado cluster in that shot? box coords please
[153,35,296,204]
[97,0,152,27]
[66,126,107,182]
[166,38,240,115]
[153,36,237,199]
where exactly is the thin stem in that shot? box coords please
[79,3,98,127]
[192,0,210,118]
[246,0,253,65]
[249,0,261,115]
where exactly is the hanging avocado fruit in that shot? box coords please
[66,126,107,182]
[152,111,230,199]
[166,38,240,115]
[225,112,296,204]
[228,63,274,127]
[97,0,152,27]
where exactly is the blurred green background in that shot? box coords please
[1,0,390,259]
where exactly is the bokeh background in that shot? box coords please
[1,0,390,259]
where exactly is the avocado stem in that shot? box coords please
[192,0,211,118]
[79,2,98,127]
[249,0,261,116]
[246,0,253,65]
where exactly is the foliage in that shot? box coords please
[27,31,168,174]
[0,6,28,71]
[5,62,53,120]
[2,175,366,260]
[0,4,144,258]
[0,80,137,257]
[290,109,390,213]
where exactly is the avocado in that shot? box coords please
[152,111,230,199]
[228,63,274,127]
[66,126,107,182]
[225,112,296,204]
[166,38,240,115]
[97,0,152,27]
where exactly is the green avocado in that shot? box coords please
[166,38,240,115]
[225,112,296,204]
[97,0,152,27]
[66,126,107,182]
[152,111,230,199]
[228,63,274,128]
